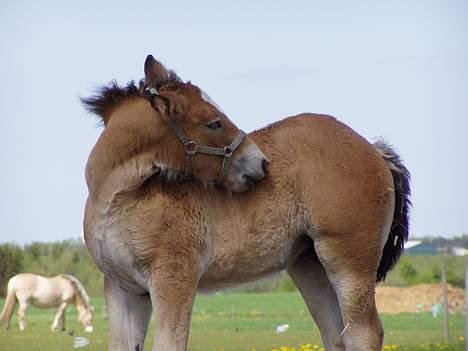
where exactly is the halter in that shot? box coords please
[145,87,246,182]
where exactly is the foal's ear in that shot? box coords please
[144,55,170,87]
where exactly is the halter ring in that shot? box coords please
[224,146,233,157]
[184,141,197,155]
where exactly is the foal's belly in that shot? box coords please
[199,228,301,291]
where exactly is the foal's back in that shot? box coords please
[254,114,395,233]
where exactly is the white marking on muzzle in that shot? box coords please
[238,144,268,179]
[84,325,94,333]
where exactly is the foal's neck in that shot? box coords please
[85,100,183,212]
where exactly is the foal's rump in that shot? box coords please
[252,114,411,281]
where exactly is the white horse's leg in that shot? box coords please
[60,305,66,331]
[287,249,345,351]
[104,275,152,351]
[51,302,68,331]
[17,300,28,331]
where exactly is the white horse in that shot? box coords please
[0,273,94,332]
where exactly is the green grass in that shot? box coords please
[0,293,465,351]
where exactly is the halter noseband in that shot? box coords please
[145,87,246,183]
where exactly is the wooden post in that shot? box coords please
[464,255,467,351]
[441,259,449,343]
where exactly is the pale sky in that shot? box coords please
[1,0,467,244]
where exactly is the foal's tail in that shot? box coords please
[373,140,411,282]
[0,278,17,327]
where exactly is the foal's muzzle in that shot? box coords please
[225,143,269,193]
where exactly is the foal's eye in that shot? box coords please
[206,120,223,130]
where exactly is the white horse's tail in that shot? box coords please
[0,278,17,327]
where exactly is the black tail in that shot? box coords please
[373,140,411,282]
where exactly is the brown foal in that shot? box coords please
[83,55,410,351]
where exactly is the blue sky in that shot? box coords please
[1,0,467,244]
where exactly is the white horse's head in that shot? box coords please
[78,305,94,332]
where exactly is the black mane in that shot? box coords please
[81,80,144,125]
[81,70,181,125]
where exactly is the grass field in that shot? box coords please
[0,293,465,351]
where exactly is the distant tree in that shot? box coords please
[0,244,24,297]
[400,262,418,284]
[52,242,65,260]
[72,251,80,263]
[25,242,42,261]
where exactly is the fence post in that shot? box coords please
[441,258,449,343]
[464,255,467,351]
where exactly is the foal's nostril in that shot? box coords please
[261,158,269,176]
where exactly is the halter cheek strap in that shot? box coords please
[168,119,246,182]
[145,87,246,183]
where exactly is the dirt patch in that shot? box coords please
[376,284,465,314]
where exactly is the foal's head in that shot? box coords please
[83,55,269,192]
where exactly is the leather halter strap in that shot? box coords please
[145,86,246,182]
[168,119,246,181]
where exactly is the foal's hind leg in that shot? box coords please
[287,249,345,351]
[105,275,152,351]
[314,235,384,351]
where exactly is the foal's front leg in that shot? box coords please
[51,302,68,331]
[105,275,153,351]
[149,258,200,351]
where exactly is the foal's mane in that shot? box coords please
[61,275,92,311]
[82,70,181,125]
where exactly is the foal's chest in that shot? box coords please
[84,206,149,293]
